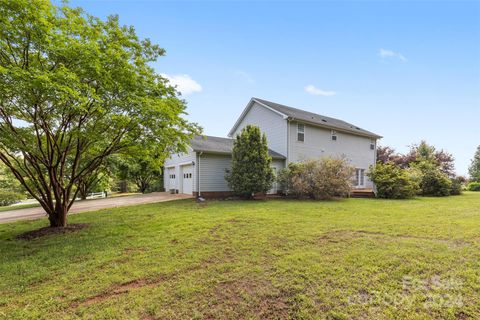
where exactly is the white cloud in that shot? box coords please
[161,74,202,95]
[233,69,255,84]
[379,48,407,62]
[304,85,337,97]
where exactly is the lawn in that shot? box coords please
[0,193,479,319]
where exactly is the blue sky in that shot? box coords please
[71,1,480,176]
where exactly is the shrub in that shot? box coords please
[0,191,25,206]
[418,167,452,197]
[449,177,464,195]
[467,182,480,191]
[367,162,419,199]
[225,125,274,198]
[278,157,354,200]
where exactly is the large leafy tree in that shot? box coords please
[226,125,274,199]
[0,1,199,227]
[377,141,455,177]
[469,146,480,182]
[114,145,164,194]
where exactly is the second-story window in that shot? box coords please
[297,123,305,142]
[370,139,375,150]
[331,130,337,141]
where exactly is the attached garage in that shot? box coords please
[163,135,286,198]
[181,164,193,195]
[167,167,176,192]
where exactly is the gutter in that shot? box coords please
[291,118,382,139]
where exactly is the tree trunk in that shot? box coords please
[48,205,68,227]
[119,180,128,193]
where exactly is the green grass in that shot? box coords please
[0,193,479,319]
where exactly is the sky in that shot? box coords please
[70,0,480,176]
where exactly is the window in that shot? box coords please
[331,130,337,141]
[354,169,365,187]
[297,123,305,142]
[370,139,375,150]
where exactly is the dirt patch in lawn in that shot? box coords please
[200,278,299,319]
[16,223,89,240]
[72,274,170,308]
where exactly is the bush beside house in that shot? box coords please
[366,163,419,199]
[278,157,354,200]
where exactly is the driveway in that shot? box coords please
[0,192,192,224]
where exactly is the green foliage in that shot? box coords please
[467,182,480,191]
[0,162,24,194]
[367,162,419,199]
[278,157,354,200]
[0,190,25,206]
[449,177,464,196]
[413,161,452,197]
[0,1,199,226]
[225,125,274,198]
[469,146,480,182]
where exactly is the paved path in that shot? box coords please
[0,192,192,224]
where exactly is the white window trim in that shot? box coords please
[354,168,366,188]
[297,123,305,142]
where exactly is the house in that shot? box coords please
[164,97,382,197]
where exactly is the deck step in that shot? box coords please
[351,189,376,198]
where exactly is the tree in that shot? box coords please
[115,151,163,194]
[0,1,199,227]
[77,166,111,200]
[469,146,480,182]
[405,141,455,176]
[376,146,404,166]
[225,125,274,199]
[411,160,452,197]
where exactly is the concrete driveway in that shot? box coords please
[0,192,192,224]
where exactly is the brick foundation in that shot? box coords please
[193,191,234,199]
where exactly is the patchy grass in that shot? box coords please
[0,193,479,319]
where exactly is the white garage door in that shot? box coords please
[181,165,193,195]
[167,167,176,190]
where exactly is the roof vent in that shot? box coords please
[322,119,327,122]
[355,127,361,130]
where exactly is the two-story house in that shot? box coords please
[164,97,382,197]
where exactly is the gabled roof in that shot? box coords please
[190,135,286,159]
[229,97,382,139]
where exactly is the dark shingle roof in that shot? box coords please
[190,135,285,159]
[253,98,382,138]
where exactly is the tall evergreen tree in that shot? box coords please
[469,146,480,182]
[226,125,274,199]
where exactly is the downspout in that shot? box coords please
[197,152,203,197]
[286,118,290,165]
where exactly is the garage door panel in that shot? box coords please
[181,165,193,195]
